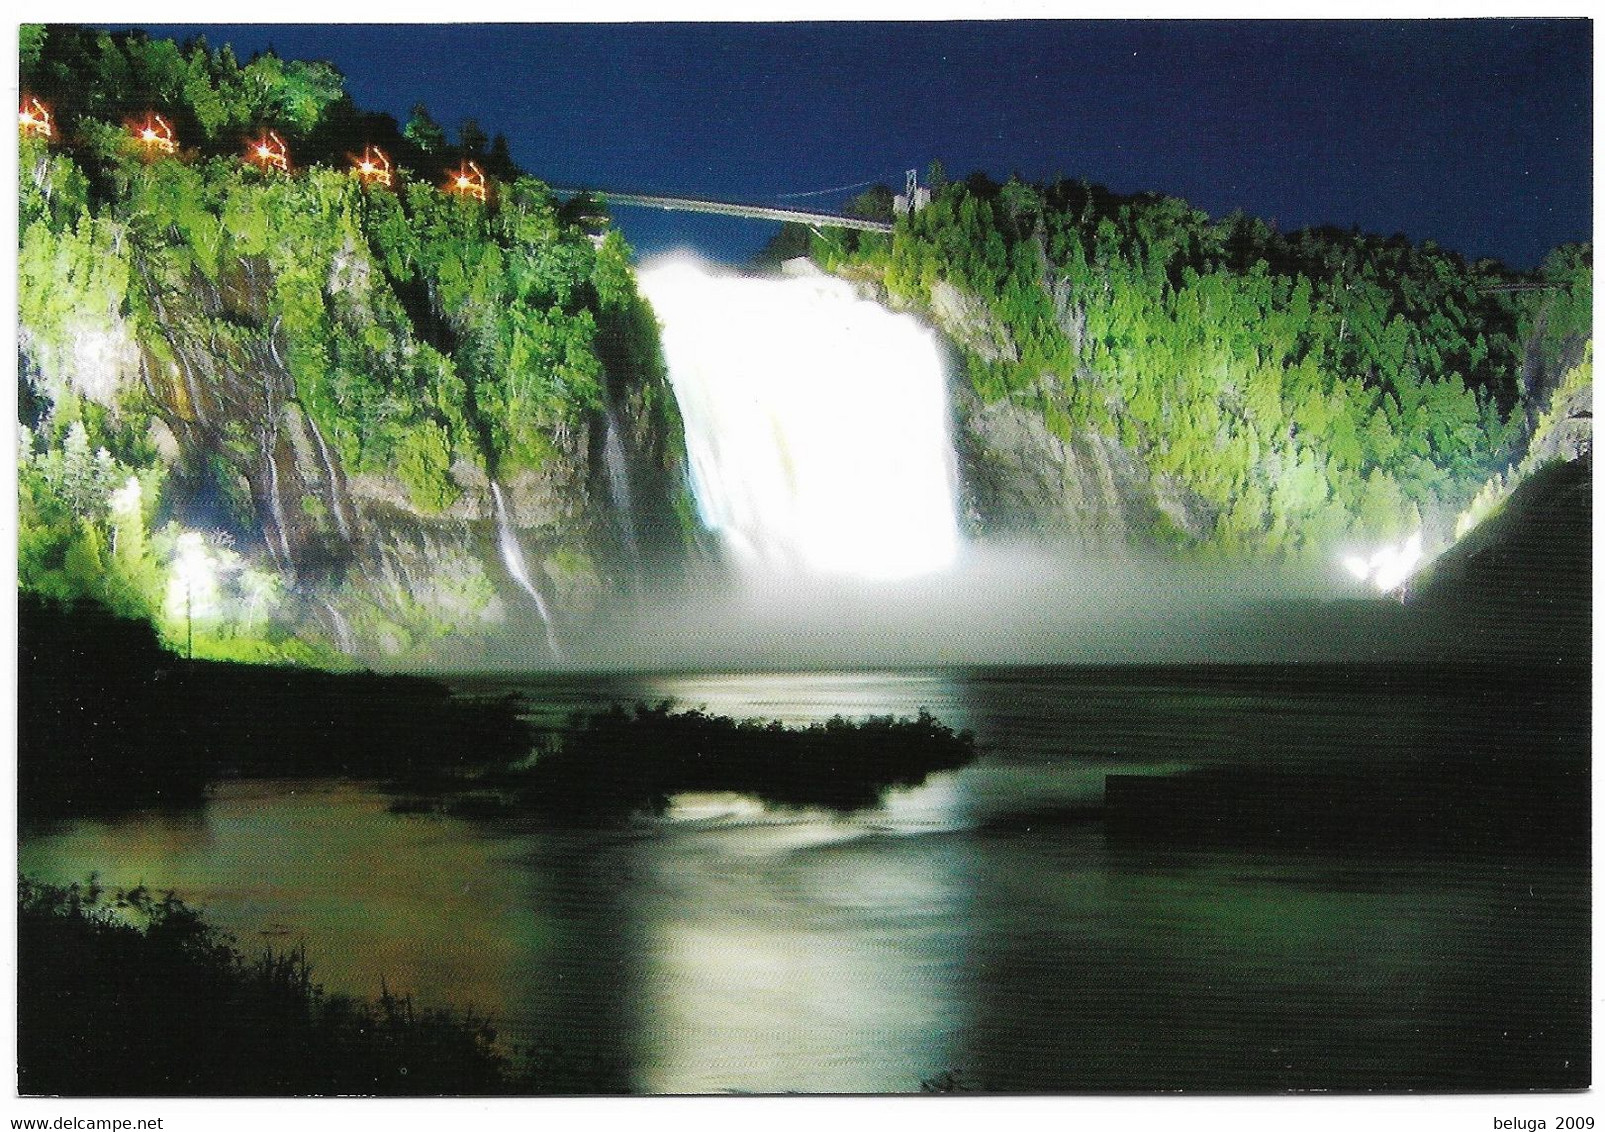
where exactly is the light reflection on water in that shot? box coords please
[631,821,975,1092]
[17,668,1590,1093]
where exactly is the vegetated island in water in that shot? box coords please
[389,700,978,820]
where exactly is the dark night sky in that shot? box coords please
[118,19,1591,268]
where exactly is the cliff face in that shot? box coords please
[38,174,685,662]
[920,277,1216,549]
[953,383,1215,548]
[17,27,691,664]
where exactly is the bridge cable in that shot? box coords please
[774,176,886,200]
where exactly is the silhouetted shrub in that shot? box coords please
[513,702,977,819]
[18,596,532,822]
[17,876,604,1096]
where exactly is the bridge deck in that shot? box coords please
[553,188,894,234]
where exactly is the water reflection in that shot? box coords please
[17,667,1590,1093]
[20,782,533,1019]
[632,821,974,1092]
[636,669,973,731]
[495,826,646,1091]
[960,830,1589,1091]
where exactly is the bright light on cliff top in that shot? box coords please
[638,253,960,582]
[247,131,290,172]
[1342,532,1424,595]
[351,145,393,187]
[446,161,487,201]
[131,113,176,154]
[19,97,52,139]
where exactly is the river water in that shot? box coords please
[17,666,1588,1093]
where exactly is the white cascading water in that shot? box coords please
[603,408,644,582]
[489,481,564,659]
[306,415,353,541]
[319,597,356,654]
[637,255,960,581]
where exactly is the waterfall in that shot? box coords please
[637,255,960,581]
[145,285,206,424]
[489,481,563,660]
[603,408,644,583]
[306,413,353,541]
[261,435,295,568]
[319,597,356,654]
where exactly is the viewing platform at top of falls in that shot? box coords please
[551,187,895,234]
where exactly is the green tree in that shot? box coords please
[403,102,447,153]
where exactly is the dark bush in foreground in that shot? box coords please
[17,876,614,1096]
[510,702,977,819]
[19,596,532,821]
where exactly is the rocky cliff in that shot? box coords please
[952,382,1216,548]
[17,27,691,665]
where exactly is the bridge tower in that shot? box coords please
[893,168,931,217]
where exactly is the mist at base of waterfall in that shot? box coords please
[466,544,1409,672]
[449,252,1455,673]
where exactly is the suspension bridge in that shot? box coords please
[551,187,894,233]
[608,191,894,233]
[550,170,940,235]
